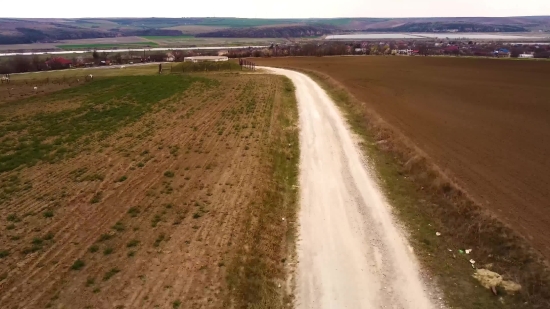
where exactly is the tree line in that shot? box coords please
[2,41,548,75]
[226,41,550,59]
[0,49,227,74]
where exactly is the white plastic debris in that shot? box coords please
[33,86,37,90]
[436,232,441,236]
[465,249,472,254]
[470,259,476,264]
[282,218,285,221]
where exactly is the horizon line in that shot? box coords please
[2,15,550,19]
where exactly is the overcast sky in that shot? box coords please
[3,0,550,18]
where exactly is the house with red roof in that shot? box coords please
[443,45,460,55]
[444,46,459,52]
[45,57,73,69]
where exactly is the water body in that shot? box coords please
[414,33,546,40]
[0,46,267,57]
[326,34,420,40]
[326,33,548,40]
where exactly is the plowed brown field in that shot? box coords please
[0,73,298,308]
[256,56,550,259]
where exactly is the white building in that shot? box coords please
[184,56,229,63]
[519,53,534,58]
[397,49,413,55]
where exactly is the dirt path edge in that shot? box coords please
[263,67,440,309]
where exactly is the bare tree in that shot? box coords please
[32,55,42,71]
[14,55,32,73]
[92,50,100,64]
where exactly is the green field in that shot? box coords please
[56,42,158,50]
[196,18,299,28]
[0,75,207,173]
[170,61,241,73]
[10,64,161,81]
[140,36,194,40]
[192,17,360,27]
[0,68,299,308]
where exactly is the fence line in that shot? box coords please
[238,58,256,71]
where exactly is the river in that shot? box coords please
[0,45,268,57]
[326,33,549,40]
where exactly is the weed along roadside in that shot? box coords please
[280,66,550,309]
[224,76,299,308]
[0,67,299,308]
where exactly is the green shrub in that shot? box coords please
[43,210,54,218]
[71,259,85,270]
[127,239,139,247]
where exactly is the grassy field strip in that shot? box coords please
[140,36,194,43]
[169,61,242,74]
[56,42,159,50]
[0,75,202,173]
[224,76,299,308]
[8,63,162,81]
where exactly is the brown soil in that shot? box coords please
[0,73,297,309]
[0,79,84,103]
[256,56,550,260]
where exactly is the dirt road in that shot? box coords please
[265,67,437,309]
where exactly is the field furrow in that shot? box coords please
[0,72,299,309]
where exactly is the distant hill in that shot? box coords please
[1,16,549,45]
[362,22,528,33]
[195,25,337,38]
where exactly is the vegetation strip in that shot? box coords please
[0,75,204,173]
[56,42,158,50]
[140,36,194,40]
[225,76,299,308]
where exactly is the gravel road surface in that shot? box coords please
[265,67,438,309]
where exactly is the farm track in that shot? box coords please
[266,67,437,309]
[0,73,293,309]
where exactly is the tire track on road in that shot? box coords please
[264,67,439,309]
